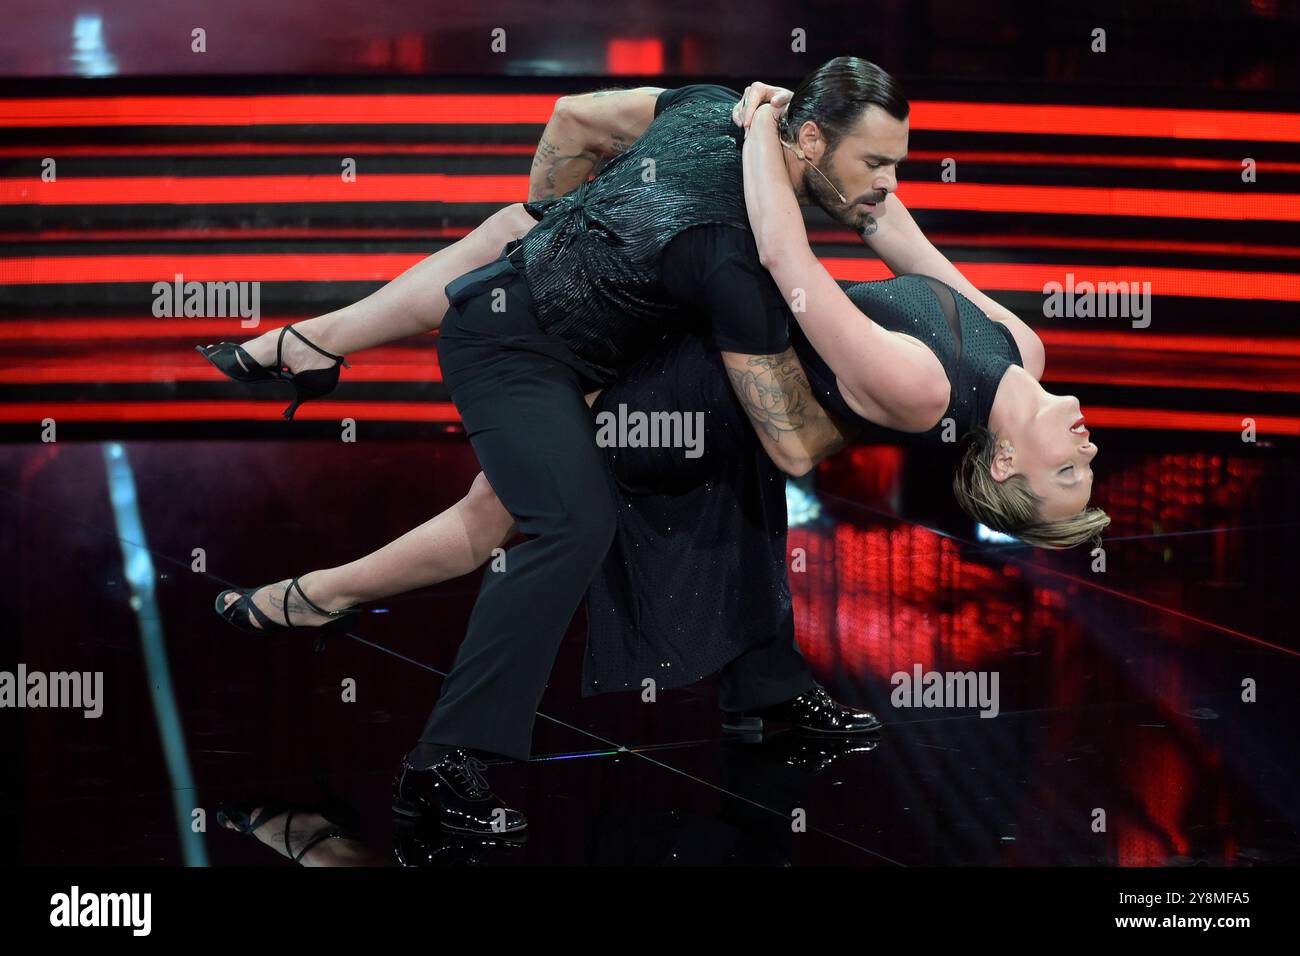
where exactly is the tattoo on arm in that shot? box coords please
[726,350,810,441]
[530,136,560,171]
[726,349,848,459]
[529,88,659,199]
[530,133,601,200]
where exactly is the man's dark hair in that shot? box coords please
[778,56,909,150]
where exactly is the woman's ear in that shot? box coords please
[990,439,1016,482]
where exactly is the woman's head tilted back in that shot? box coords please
[953,422,1110,549]
[944,304,1108,549]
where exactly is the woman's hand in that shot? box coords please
[732,82,793,129]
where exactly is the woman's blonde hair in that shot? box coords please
[952,427,1110,550]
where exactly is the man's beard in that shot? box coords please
[802,162,880,238]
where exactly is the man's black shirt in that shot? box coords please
[654,84,791,356]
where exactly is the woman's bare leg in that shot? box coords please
[222,394,603,629]
[224,471,517,627]
[238,203,538,373]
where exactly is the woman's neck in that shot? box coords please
[987,363,1043,436]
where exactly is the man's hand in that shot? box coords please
[732,82,793,129]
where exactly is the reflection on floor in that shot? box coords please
[0,436,1296,866]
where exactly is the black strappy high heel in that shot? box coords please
[214,576,358,652]
[195,324,351,420]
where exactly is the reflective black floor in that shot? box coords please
[1,436,1297,866]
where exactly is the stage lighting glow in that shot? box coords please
[976,523,1017,544]
[786,477,823,528]
[71,15,116,77]
[101,442,206,866]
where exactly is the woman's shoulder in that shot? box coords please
[993,317,1045,379]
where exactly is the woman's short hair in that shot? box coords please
[952,426,1111,550]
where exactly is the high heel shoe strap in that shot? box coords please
[287,576,354,625]
[279,325,351,370]
[221,586,283,632]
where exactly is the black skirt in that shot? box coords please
[581,334,792,697]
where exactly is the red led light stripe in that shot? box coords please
[910,101,1300,142]
[0,400,460,422]
[1,253,426,283]
[823,259,1300,301]
[3,96,1298,142]
[0,317,317,340]
[0,95,561,127]
[10,254,1300,299]
[7,254,1299,302]
[894,182,1300,222]
[906,234,1300,259]
[1038,331,1300,356]
[0,349,439,383]
[606,39,664,75]
[903,150,1300,173]
[1042,365,1300,393]
[0,174,523,204]
[6,175,1299,222]
[0,143,536,157]
[1084,406,1300,434]
[1,227,464,242]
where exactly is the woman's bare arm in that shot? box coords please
[741,105,950,432]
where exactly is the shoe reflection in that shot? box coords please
[393,817,528,866]
[217,797,388,866]
[218,732,880,866]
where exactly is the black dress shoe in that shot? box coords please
[391,749,527,835]
[722,685,882,735]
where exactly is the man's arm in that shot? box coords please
[528,87,664,201]
[659,225,847,477]
[864,193,1047,378]
[721,348,848,477]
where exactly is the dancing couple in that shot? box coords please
[197,57,1108,835]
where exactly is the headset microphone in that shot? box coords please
[781,139,849,205]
